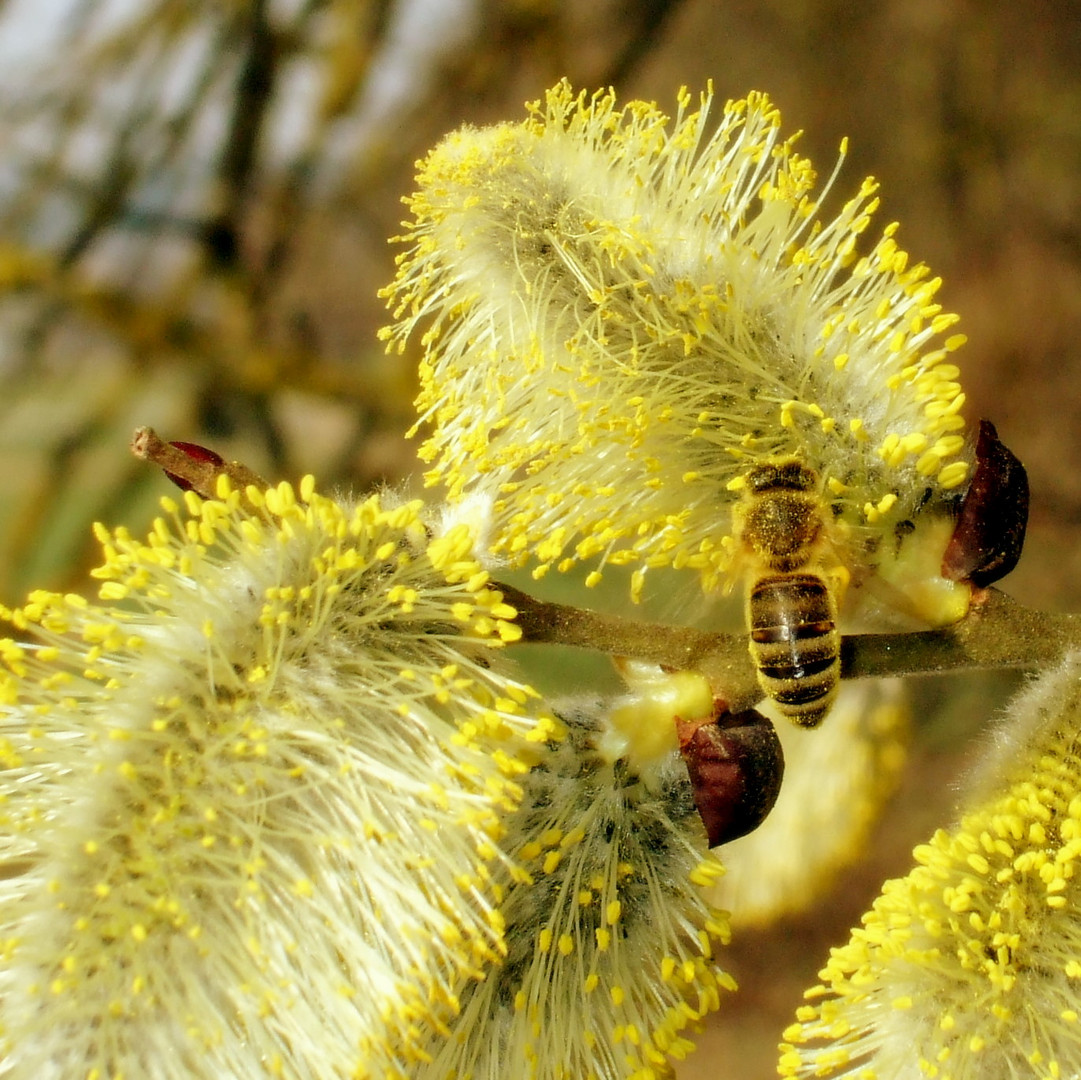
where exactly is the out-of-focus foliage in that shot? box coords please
[0,0,689,598]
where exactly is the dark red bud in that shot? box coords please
[163,441,225,492]
[942,419,1029,587]
[677,707,784,848]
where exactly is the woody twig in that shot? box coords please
[131,427,268,499]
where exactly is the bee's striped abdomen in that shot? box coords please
[748,572,840,728]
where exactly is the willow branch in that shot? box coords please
[499,583,1081,711]
[838,589,1080,678]
[128,430,1078,707]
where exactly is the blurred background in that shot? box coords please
[1,1,1078,1076]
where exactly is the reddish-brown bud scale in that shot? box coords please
[164,441,225,492]
[677,707,784,848]
[942,419,1029,587]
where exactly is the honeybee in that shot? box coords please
[733,460,842,728]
